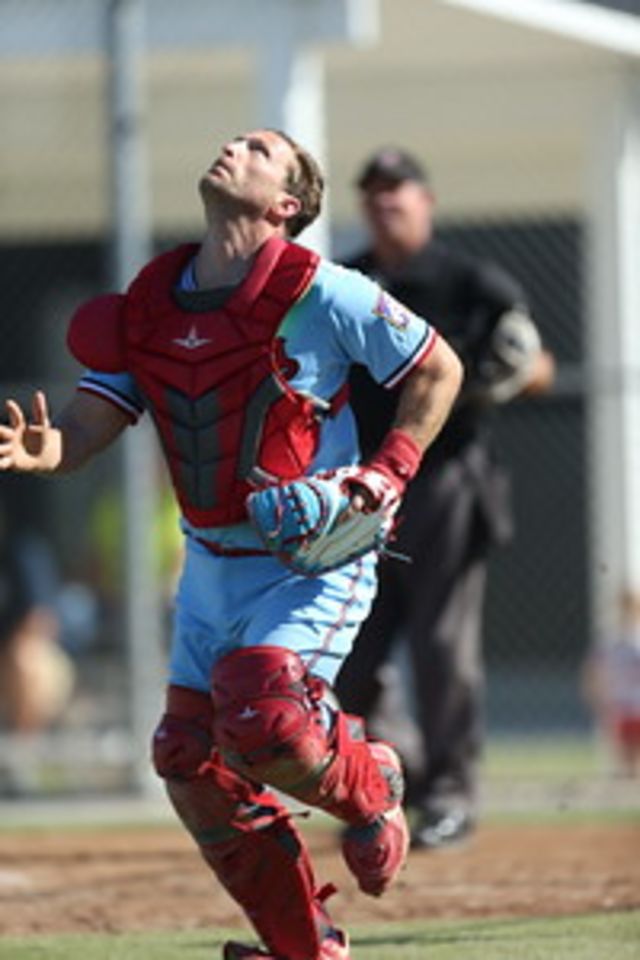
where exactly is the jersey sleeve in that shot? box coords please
[322,263,437,389]
[77,370,145,423]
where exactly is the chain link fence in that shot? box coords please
[1,0,636,800]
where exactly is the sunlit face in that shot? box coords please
[360,178,434,250]
[200,129,300,224]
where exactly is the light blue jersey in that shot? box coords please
[77,251,436,686]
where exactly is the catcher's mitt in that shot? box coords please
[246,467,401,576]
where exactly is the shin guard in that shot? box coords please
[296,712,403,825]
[153,684,336,960]
[210,648,402,826]
[198,812,335,960]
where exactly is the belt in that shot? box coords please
[194,536,270,558]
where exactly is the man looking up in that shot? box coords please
[0,130,462,959]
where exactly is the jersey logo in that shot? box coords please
[173,324,212,350]
[237,705,260,720]
[373,290,413,330]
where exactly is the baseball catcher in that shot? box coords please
[0,128,462,960]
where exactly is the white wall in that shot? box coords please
[0,0,626,238]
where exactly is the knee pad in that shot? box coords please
[210,646,332,791]
[152,685,214,780]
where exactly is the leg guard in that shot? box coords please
[340,740,410,897]
[211,646,400,824]
[152,684,336,960]
[210,648,410,896]
[211,646,332,792]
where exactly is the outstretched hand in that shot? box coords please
[0,391,60,472]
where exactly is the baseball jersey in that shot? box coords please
[78,253,435,551]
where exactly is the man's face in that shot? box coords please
[360,178,434,251]
[200,129,299,221]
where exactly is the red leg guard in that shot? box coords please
[210,647,402,824]
[199,816,335,960]
[295,713,403,824]
[211,646,332,791]
[209,648,410,899]
[152,684,335,960]
[152,685,217,780]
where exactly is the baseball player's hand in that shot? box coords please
[341,466,400,514]
[0,391,61,472]
[346,485,370,514]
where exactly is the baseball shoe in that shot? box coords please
[341,741,409,896]
[222,927,350,959]
[411,807,475,851]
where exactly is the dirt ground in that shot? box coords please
[0,818,639,937]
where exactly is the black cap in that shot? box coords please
[356,147,428,190]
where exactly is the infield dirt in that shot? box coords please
[0,819,638,936]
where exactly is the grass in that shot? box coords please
[1,912,639,960]
[483,735,600,779]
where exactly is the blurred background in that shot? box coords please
[1,0,639,811]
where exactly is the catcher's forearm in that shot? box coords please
[22,418,97,475]
[37,393,130,474]
[48,415,100,473]
[1,389,124,475]
[390,336,463,455]
[361,339,462,500]
[51,402,127,473]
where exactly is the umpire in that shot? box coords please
[335,147,555,849]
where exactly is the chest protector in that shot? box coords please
[68,237,329,527]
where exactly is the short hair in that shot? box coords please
[274,130,324,238]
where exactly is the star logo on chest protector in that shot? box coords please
[173,324,212,350]
[237,705,260,721]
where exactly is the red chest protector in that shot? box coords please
[68,237,330,527]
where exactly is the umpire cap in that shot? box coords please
[356,147,429,190]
